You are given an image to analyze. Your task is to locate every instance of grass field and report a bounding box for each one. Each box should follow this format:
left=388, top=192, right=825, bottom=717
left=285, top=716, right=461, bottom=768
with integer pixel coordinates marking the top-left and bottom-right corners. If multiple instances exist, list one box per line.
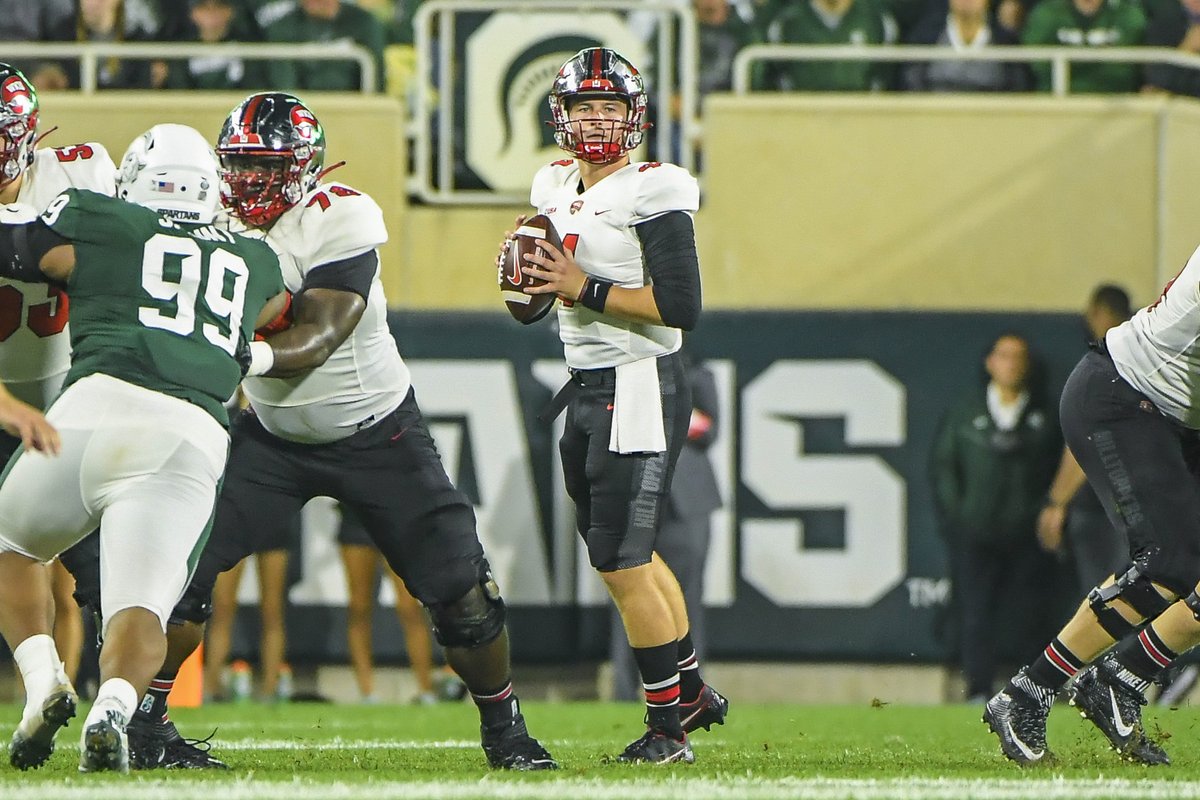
left=4, top=701, right=1200, bottom=799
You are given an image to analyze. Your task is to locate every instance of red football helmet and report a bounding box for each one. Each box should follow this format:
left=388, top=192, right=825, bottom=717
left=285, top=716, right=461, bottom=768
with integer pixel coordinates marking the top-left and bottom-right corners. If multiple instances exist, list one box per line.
left=0, top=63, right=38, bottom=190
left=549, top=48, right=647, bottom=164
left=216, top=92, right=326, bottom=228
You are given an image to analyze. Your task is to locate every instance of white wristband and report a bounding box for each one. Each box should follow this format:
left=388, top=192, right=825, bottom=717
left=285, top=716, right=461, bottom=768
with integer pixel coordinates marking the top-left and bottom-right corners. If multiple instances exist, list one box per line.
left=246, top=340, right=275, bottom=377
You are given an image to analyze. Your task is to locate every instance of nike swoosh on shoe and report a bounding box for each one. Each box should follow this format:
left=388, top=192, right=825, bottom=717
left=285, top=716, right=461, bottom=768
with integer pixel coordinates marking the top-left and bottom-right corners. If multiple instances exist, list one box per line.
left=1110, top=689, right=1135, bottom=738
left=1004, top=720, right=1045, bottom=761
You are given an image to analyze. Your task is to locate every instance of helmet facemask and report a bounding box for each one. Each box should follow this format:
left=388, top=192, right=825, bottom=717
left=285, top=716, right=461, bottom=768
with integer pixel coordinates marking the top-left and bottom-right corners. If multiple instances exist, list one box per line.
left=218, top=152, right=295, bottom=228
left=549, top=49, right=648, bottom=165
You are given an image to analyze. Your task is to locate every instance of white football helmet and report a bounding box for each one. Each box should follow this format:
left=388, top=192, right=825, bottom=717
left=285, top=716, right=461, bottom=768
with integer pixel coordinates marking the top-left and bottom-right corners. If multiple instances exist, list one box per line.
left=116, top=123, right=220, bottom=224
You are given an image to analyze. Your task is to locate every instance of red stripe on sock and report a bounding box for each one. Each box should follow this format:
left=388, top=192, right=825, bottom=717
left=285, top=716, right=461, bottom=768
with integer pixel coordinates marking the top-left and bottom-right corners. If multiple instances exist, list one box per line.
left=1045, top=643, right=1078, bottom=677
left=645, top=686, right=680, bottom=705
left=471, top=683, right=513, bottom=704
left=1139, top=630, right=1173, bottom=668
left=149, top=680, right=174, bottom=691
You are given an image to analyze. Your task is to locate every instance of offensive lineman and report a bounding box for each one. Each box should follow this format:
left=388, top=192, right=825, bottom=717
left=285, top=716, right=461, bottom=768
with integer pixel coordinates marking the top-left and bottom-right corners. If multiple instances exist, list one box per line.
left=984, top=248, right=1200, bottom=765
left=103, top=92, right=556, bottom=771
left=506, top=48, right=726, bottom=764
left=0, top=123, right=285, bottom=772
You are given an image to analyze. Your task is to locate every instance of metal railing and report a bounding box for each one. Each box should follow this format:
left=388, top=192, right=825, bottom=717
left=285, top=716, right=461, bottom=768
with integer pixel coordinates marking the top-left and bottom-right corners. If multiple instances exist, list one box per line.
left=733, top=44, right=1200, bottom=97
left=0, top=41, right=379, bottom=94
left=412, top=0, right=698, bottom=204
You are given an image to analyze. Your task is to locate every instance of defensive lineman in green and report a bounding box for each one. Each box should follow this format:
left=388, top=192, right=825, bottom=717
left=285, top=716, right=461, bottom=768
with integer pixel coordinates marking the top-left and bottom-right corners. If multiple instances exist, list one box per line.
left=0, top=123, right=284, bottom=774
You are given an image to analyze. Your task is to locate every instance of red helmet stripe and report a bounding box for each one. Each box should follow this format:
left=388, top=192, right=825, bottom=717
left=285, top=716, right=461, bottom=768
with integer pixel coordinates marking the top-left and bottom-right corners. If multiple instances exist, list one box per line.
left=590, top=48, right=603, bottom=80
left=240, top=93, right=266, bottom=140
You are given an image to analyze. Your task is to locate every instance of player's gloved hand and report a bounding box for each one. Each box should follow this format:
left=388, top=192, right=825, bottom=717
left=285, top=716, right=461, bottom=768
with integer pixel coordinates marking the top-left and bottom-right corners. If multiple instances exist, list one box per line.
left=235, top=333, right=254, bottom=377
left=255, top=290, right=294, bottom=340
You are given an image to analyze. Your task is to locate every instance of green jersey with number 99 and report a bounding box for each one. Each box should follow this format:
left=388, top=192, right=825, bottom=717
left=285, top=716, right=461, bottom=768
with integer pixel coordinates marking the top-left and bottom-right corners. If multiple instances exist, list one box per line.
left=42, top=188, right=284, bottom=426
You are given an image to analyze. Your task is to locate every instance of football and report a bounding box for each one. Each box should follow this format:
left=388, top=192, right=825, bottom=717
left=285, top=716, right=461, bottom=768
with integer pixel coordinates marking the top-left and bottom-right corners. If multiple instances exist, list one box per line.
left=500, top=214, right=560, bottom=325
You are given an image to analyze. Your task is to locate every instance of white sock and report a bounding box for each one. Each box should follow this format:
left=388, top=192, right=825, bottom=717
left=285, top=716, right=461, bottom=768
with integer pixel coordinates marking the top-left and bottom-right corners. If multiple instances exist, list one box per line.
left=12, top=634, right=68, bottom=717
left=86, top=679, right=138, bottom=730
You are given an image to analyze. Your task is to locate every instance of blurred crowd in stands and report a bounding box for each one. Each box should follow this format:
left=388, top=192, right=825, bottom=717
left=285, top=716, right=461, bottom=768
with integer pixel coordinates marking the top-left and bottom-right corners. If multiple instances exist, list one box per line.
left=5, top=0, right=1200, bottom=98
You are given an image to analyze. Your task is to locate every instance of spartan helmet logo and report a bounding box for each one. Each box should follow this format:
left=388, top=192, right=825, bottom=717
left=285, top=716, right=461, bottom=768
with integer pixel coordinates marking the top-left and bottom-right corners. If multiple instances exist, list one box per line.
left=570, top=200, right=584, bottom=215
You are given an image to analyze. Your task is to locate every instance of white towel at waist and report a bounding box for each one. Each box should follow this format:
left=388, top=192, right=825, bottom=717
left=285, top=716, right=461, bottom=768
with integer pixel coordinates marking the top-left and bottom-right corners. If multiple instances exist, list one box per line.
left=609, top=357, right=667, bottom=454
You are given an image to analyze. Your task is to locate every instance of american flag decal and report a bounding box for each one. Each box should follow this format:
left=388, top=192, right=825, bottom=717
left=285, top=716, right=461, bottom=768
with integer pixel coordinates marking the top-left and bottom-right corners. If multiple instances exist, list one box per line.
left=152, top=180, right=175, bottom=193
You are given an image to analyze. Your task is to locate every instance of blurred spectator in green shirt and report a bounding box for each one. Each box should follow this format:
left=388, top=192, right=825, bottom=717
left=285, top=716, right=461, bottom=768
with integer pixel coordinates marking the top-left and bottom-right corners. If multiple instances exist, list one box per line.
left=1022, top=0, right=1146, bottom=92
left=264, top=0, right=387, bottom=92
left=166, top=0, right=265, bottom=90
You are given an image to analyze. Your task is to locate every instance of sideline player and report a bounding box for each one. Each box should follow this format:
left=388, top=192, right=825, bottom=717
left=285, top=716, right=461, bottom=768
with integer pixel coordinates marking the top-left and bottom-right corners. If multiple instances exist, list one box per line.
left=102, top=92, right=556, bottom=771
left=0, top=123, right=285, bottom=772
left=985, top=255, right=1200, bottom=765
left=505, top=48, right=726, bottom=764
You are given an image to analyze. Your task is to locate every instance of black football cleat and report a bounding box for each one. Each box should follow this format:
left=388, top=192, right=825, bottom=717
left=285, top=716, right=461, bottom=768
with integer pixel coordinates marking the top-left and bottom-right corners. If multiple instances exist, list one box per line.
left=8, top=685, right=78, bottom=770
left=78, top=710, right=129, bottom=773
left=127, top=715, right=228, bottom=770
left=983, top=674, right=1051, bottom=765
left=480, top=713, right=558, bottom=771
left=680, top=685, right=728, bottom=734
left=1070, top=658, right=1170, bottom=766
left=616, top=727, right=695, bottom=764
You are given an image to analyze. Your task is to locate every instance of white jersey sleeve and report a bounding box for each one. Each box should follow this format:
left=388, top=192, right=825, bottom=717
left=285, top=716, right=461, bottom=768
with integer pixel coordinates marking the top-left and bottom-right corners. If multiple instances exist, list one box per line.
left=530, top=160, right=575, bottom=212
left=241, top=182, right=410, bottom=444
left=0, top=143, right=117, bottom=404
left=296, top=182, right=388, bottom=269
left=631, top=162, right=699, bottom=224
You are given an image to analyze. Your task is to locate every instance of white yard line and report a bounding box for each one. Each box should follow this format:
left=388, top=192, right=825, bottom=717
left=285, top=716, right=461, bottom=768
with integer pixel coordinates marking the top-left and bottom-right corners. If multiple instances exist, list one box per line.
left=6, top=776, right=1200, bottom=800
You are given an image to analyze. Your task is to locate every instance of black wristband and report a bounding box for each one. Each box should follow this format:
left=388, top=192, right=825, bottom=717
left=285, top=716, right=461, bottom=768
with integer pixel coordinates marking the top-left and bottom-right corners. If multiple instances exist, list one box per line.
left=578, top=276, right=613, bottom=312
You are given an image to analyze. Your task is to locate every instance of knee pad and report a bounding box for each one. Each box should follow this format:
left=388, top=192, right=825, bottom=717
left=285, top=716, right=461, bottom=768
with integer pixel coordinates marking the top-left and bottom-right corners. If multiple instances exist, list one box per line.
left=427, top=565, right=506, bottom=649
left=1184, top=591, right=1200, bottom=622
left=168, top=583, right=213, bottom=625
left=1088, top=563, right=1173, bottom=638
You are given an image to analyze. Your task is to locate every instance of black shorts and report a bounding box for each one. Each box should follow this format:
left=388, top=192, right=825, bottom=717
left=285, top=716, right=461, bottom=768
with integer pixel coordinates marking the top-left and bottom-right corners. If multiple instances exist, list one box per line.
left=1060, top=349, right=1200, bottom=594
left=559, top=352, right=690, bottom=572
left=186, top=388, right=485, bottom=607
left=337, top=504, right=372, bottom=547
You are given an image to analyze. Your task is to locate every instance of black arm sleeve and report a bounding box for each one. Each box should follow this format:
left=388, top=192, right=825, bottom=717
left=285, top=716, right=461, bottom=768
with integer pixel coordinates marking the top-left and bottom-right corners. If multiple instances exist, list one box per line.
left=635, top=211, right=701, bottom=331
left=0, top=219, right=68, bottom=284
left=300, top=249, right=378, bottom=301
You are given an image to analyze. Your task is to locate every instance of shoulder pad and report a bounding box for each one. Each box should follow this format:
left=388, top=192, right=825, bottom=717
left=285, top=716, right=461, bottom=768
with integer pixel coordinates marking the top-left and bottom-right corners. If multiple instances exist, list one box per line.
left=631, top=162, right=699, bottom=223
left=531, top=160, right=577, bottom=210
left=41, top=143, right=117, bottom=196
left=291, top=182, right=387, bottom=268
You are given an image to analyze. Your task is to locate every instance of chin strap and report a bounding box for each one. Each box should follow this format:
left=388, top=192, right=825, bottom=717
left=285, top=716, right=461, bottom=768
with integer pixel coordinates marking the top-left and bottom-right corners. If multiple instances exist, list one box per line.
left=315, top=160, right=346, bottom=182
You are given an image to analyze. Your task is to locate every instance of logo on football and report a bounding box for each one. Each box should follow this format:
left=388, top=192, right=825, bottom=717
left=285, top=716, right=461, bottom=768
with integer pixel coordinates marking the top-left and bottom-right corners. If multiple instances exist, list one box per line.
left=500, top=214, right=561, bottom=325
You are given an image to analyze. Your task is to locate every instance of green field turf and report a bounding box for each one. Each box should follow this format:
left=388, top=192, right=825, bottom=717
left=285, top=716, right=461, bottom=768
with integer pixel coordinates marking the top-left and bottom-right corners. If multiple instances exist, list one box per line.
left=3, top=701, right=1200, bottom=799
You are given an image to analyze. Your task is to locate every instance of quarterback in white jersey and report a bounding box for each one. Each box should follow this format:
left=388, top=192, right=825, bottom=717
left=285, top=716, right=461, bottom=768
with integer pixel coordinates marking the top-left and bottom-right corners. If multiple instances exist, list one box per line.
left=985, top=253, right=1200, bottom=766
left=531, top=158, right=698, bottom=369
left=509, top=48, right=724, bottom=766
left=123, top=93, right=557, bottom=773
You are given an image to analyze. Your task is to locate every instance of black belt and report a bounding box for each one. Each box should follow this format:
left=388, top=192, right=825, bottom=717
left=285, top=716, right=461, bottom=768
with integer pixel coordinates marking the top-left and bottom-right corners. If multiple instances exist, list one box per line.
left=537, top=367, right=616, bottom=422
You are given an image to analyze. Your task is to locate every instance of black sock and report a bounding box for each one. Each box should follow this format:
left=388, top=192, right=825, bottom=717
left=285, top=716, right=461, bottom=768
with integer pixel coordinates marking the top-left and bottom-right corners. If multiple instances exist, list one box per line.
left=135, top=676, right=174, bottom=724
left=676, top=631, right=703, bottom=704
left=1026, top=637, right=1084, bottom=692
left=634, top=642, right=682, bottom=738
left=1114, top=626, right=1178, bottom=684
left=471, top=681, right=519, bottom=730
